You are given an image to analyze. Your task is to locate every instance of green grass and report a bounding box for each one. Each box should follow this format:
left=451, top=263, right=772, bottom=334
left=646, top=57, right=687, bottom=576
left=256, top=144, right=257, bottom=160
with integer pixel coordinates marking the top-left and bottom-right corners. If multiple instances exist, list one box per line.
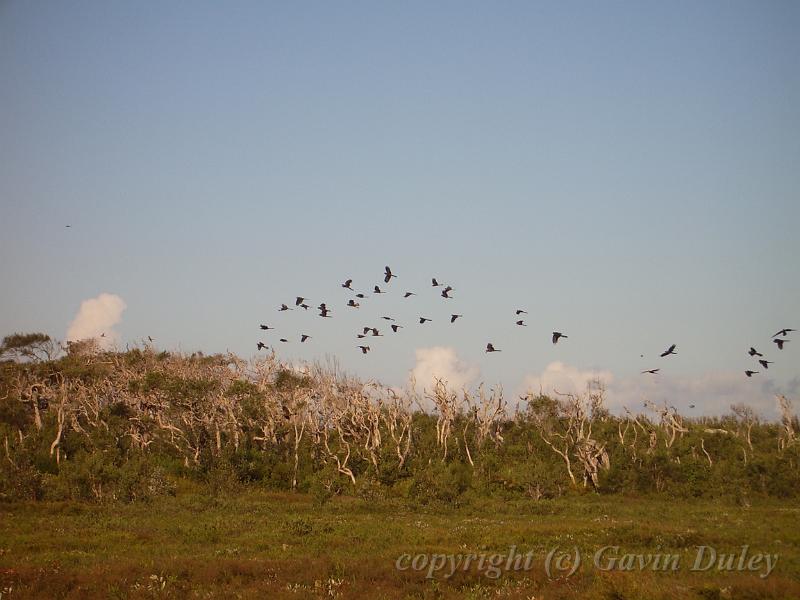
left=1, top=488, right=798, bottom=599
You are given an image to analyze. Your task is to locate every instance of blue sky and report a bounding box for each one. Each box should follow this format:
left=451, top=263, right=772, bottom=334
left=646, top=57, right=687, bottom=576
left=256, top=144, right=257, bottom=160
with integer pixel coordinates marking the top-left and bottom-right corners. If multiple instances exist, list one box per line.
left=2, top=2, right=798, bottom=415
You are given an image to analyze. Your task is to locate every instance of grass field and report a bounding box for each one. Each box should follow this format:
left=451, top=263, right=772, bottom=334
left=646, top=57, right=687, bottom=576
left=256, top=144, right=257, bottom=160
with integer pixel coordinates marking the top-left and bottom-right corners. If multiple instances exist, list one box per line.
left=1, top=488, right=798, bottom=599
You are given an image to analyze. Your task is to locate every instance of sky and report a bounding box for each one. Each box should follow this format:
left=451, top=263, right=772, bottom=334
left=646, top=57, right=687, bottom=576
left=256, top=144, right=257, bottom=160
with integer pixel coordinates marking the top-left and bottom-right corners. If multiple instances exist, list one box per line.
left=1, top=1, right=799, bottom=418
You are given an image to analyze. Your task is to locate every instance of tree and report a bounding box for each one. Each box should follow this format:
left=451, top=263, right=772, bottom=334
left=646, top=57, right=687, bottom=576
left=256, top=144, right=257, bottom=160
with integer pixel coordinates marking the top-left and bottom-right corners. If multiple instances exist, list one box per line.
left=0, top=332, right=59, bottom=362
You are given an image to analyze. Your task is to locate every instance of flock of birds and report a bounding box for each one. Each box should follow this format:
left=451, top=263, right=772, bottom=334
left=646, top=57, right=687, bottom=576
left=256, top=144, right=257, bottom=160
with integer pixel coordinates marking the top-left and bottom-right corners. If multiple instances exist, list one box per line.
left=256, top=265, right=794, bottom=380
left=743, top=328, right=795, bottom=378
left=257, top=266, right=575, bottom=358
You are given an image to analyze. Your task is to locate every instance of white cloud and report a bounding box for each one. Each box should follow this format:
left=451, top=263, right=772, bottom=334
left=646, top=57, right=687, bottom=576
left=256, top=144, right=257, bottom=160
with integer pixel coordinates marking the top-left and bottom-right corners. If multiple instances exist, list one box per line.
left=519, top=361, right=614, bottom=400
left=409, top=346, right=479, bottom=397
left=612, top=371, right=790, bottom=420
left=66, top=293, right=127, bottom=349
left=518, top=362, right=791, bottom=420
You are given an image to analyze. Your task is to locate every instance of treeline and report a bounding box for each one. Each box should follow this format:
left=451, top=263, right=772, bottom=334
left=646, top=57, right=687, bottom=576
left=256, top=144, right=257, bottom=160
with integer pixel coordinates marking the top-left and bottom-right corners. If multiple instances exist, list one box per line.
left=1, top=333, right=799, bottom=504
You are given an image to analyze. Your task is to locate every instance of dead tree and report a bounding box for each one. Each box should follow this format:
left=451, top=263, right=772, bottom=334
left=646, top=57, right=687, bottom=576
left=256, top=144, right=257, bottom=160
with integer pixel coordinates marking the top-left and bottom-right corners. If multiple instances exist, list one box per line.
left=777, top=395, right=796, bottom=451
left=730, top=403, right=758, bottom=463
left=381, top=387, right=413, bottom=470
left=527, top=385, right=610, bottom=489
left=426, top=378, right=461, bottom=461
left=644, top=400, right=688, bottom=448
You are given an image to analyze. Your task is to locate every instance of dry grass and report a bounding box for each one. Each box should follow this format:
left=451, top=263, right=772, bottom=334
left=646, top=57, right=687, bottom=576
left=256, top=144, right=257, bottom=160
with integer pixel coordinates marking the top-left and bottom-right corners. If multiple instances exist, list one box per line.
left=0, top=489, right=798, bottom=599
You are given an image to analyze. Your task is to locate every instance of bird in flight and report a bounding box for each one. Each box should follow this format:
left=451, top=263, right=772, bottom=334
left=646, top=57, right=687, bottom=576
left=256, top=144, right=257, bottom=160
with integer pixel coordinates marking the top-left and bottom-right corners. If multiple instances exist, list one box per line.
left=391, top=324, right=403, bottom=332
left=355, top=292, right=367, bottom=299
left=301, top=335, right=311, bottom=343
left=774, top=338, right=789, bottom=350
left=295, top=297, right=306, bottom=306
left=279, top=338, right=288, bottom=343
left=370, top=328, right=382, bottom=337
left=299, top=304, right=310, bottom=310
left=641, top=368, right=660, bottom=374
left=384, top=266, right=396, bottom=283
left=432, top=278, right=441, bottom=287
left=748, top=347, right=763, bottom=357
left=516, top=309, right=527, bottom=315
left=552, top=332, right=568, bottom=344
left=758, top=359, right=773, bottom=369
left=441, top=286, right=453, bottom=299
left=342, top=279, right=353, bottom=290
left=65, top=225, right=71, bottom=228
left=319, top=307, right=332, bottom=318
left=403, top=292, right=416, bottom=298
left=419, top=317, right=432, bottom=324
left=689, top=404, right=696, bottom=409
left=516, top=320, right=526, bottom=326
left=450, top=314, right=462, bottom=323
left=485, top=343, right=501, bottom=352
left=347, top=299, right=360, bottom=308
left=279, top=304, right=292, bottom=311
left=148, top=336, right=154, bottom=343
left=773, top=328, right=796, bottom=338
left=257, top=342, right=267, bottom=351
left=381, top=316, right=395, bottom=321
left=660, top=344, right=677, bottom=357
left=358, top=345, right=370, bottom=354
left=745, top=370, right=758, bottom=378
left=373, top=286, right=385, bottom=294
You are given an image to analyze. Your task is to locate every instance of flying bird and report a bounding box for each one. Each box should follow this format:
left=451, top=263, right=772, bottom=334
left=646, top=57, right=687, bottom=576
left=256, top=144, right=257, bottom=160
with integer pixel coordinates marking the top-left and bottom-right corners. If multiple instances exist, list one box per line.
left=381, top=316, right=395, bottom=321
left=485, top=343, right=501, bottom=352
left=419, top=317, right=432, bottom=324
left=279, top=338, right=288, bottom=343
left=773, top=328, right=796, bottom=338
left=371, top=328, right=382, bottom=337
left=441, top=286, right=453, bottom=299
left=347, top=299, right=360, bottom=308
left=641, top=368, right=660, bottom=375
left=342, top=279, right=353, bottom=290
left=404, top=292, right=416, bottom=298
left=301, top=335, right=311, bottom=343
left=318, top=303, right=328, bottom=311
left=319, top=307, right=332, bottom=318
left=362, top=327, right=372, bottom=335
left=774, top=338, right=789, bottom=350
left=432, top=278, right=440, bottom=287
left=450, top=314, right=462, bottom=323
left=758, top=360, right=773, bottom=369
left=384, top=266, right=396, bottom=283
left=259, top=324, right=274, bottom=331
left=257, top=342, right=267, bottom=351
left=355, top=293, right=367, bottom=299
left=516, top=320, right=526, bottom=326
left=748, top=347, right=763, bottom=357
left=374, top=285, right=385, bottom=294
left=552, top=332, right=568, bottom=344
left=148, top=336, right=154, bottom=343
left=745, top=370, right=758, bottom=377
left=279, top=304, right=292, bottom=311
left=391, top=324, right=403, bottom=332
left=660, top=344, right=677, bottom=357
left=516, top=309, right=527, bottom=315
left=295, top=297, right=306, bottom=306
left=299, top=304, right=310, bottom=310
left=358, top=345, right=370, bottom=354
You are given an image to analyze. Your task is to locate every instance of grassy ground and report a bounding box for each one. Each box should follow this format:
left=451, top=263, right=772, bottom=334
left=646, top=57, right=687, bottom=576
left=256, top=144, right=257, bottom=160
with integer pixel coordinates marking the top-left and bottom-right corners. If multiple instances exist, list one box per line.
left=0, top=487, right=798, bottom=599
